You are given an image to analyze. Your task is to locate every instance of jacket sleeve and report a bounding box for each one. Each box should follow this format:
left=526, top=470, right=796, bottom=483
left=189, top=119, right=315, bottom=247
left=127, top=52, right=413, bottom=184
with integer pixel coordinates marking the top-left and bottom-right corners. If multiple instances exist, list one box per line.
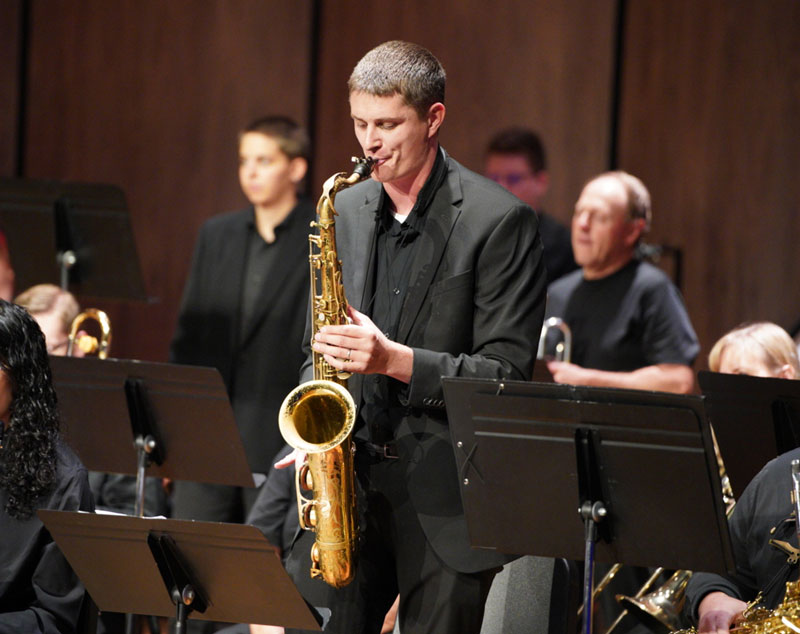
left=685, top=463, right=763, bottom=622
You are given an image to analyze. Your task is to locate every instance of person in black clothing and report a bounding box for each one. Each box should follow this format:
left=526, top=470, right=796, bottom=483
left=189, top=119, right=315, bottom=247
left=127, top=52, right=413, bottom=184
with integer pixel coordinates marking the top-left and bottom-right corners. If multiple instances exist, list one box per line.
left=686, top=322, right=800, bottom=633
left=170, top=116, right=314, bottom=524
left=278, top=41, right=546, bottom=634
left=485, top=126, right=577, bottom=283
left=0, top=299, right=94, bottom=633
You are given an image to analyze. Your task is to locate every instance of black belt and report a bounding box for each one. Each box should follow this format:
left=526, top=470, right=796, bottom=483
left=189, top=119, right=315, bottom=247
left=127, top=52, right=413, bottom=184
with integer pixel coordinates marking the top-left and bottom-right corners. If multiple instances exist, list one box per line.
left=359, top=440, right=400, bottom=460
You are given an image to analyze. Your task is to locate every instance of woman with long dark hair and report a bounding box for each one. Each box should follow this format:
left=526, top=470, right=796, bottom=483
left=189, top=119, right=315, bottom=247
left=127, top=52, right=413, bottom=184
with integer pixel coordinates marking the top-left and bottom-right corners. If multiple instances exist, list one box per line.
left=0, top=300, right=93, bottom=633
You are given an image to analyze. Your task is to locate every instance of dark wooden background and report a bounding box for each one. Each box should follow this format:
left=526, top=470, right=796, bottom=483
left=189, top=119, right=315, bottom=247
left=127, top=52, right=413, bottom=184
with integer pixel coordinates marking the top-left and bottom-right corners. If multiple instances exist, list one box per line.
left=1, top=0, right=798, bottom=373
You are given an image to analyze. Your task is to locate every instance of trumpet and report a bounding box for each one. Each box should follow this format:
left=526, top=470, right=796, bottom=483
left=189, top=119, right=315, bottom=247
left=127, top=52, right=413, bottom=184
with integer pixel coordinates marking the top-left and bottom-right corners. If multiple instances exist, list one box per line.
left=67, top=308, right=112, bottom=358
left=537, top=316, right=572, bottom=362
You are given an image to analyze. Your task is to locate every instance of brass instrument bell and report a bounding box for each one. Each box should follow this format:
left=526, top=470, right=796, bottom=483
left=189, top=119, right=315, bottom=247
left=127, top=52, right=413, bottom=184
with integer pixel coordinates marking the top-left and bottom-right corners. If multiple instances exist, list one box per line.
left=537, top=316, right=572, bottom=363
left=67, top=308, right=112, bottom=358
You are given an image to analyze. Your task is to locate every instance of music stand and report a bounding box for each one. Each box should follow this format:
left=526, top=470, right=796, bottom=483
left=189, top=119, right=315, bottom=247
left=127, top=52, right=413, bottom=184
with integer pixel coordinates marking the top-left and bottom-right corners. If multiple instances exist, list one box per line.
left=38, top=511, right=322, bottom=631
left=442, top=377, right=735, bottom=634
left=0, top=178, right=146, bottom=299
left=699, top=370, right=800, bottom=496
left=49, top=356, right=254, bottom=494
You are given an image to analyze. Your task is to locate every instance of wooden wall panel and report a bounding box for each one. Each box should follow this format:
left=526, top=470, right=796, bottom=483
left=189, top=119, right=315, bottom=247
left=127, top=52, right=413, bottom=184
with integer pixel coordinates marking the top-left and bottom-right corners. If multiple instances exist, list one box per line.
left=313, top=0, right=617, bottom=226
left=0, top=0, right=21, bottom=178
left=618, top=1, right=800, bottom=370
left=21, top=0, right=313, bottom=361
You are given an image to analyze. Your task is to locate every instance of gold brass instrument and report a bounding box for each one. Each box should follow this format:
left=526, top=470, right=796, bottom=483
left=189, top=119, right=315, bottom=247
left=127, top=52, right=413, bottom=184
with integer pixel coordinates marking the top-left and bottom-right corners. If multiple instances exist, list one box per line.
left=67, top=308, right=112, bottom=358
left=617, top=570, right=692, bottom=634
left=537, top=316, right=572, bottom=362
left=278, top=156, right=374, bottom=588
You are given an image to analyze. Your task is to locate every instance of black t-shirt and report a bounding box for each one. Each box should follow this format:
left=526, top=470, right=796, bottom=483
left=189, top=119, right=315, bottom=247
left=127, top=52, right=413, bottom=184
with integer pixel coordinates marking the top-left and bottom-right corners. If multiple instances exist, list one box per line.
left=545, top=259, right=699, bottom=371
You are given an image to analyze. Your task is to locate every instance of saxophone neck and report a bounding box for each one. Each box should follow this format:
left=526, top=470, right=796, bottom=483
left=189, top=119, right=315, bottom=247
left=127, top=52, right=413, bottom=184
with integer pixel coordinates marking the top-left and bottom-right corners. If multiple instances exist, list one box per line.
left=319, top=157, right=375, bottom=219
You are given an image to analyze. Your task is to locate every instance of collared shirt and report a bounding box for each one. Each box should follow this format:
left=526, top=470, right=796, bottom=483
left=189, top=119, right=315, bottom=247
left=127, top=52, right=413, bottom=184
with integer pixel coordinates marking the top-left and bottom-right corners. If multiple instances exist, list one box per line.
left=358, top=147, right=447, bottom=443
left=239, top=206, right=300, bottom=343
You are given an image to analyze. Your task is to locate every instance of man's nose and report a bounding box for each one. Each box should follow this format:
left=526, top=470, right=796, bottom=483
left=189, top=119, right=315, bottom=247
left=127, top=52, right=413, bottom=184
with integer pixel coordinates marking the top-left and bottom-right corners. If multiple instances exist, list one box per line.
left=364, top=125, right=382, bottom=150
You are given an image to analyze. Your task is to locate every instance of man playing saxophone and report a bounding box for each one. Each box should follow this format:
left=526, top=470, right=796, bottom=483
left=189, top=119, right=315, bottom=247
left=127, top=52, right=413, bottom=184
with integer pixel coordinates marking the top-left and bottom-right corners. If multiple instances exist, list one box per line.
left=277, top=40, right=547, bottom=634
left=685, top=322, right=800, bottom=633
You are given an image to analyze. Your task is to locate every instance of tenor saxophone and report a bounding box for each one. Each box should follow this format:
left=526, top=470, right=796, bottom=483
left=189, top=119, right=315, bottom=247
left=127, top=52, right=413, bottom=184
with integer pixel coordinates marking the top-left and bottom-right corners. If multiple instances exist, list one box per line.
left=278, top=156, right=374, bottom=588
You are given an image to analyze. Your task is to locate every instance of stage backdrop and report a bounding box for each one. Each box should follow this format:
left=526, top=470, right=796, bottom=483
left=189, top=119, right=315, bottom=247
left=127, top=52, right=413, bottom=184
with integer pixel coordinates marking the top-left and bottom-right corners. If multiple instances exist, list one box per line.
left=2, top=0, right=799, bottom=373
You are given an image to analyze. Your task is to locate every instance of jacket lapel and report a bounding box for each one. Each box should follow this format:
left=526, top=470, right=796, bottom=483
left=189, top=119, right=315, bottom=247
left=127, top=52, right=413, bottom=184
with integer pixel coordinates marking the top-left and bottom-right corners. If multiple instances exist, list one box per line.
left=348, top=188, right=380, bottom=312
left=342, top=185, right=380, bottom=407
left=396, top=160, right=462, bottom=344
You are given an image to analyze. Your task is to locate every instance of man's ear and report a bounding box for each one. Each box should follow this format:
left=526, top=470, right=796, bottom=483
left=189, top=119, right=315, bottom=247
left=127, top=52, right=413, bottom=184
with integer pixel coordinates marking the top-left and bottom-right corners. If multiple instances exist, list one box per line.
left=624, top=218, right=646, bottom=247
left=289, top=157, right=308, bottom=185
left=778, top=364, right=796, bottom=380
left=426, top=103, right=446, bottom=138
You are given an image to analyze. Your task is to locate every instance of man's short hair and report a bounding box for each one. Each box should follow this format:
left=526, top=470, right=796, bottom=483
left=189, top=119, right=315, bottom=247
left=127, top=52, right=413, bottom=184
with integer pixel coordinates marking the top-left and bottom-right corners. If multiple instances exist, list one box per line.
left=240, top=115, right=310, bottom=161
left=15, top=284, right=80, bottom=336
left=348, top=40, right=446, bottom=119
left=486, top=127, right=547, bottom=173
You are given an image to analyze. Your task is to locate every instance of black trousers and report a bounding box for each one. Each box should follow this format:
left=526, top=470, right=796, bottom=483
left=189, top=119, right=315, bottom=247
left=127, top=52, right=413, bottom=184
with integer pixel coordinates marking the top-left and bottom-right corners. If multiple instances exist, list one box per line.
left=286, top=451, right=497, bottom=634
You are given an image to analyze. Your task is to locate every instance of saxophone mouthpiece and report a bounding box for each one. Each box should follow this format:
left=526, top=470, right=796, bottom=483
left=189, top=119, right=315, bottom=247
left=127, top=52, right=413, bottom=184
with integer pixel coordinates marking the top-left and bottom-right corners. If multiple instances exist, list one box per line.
left=351, top=156, right=375, bottom=179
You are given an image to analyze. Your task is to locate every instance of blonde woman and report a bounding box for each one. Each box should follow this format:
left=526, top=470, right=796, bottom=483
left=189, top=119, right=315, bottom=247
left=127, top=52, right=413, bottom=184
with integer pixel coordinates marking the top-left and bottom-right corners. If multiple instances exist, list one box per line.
left=707, top=321, right=799, bottom=379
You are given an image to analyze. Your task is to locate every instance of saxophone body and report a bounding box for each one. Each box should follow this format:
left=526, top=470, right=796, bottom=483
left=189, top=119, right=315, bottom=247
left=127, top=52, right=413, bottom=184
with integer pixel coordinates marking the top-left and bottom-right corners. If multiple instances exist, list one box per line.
left=278, top=157, right=373, bottom=588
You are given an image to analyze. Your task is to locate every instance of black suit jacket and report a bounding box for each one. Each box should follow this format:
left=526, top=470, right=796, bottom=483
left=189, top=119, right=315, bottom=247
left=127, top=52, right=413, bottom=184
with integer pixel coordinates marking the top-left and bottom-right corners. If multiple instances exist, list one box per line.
left=300, top=152, right=547, bottom=573
left=171, top=200, right=314, bottom=473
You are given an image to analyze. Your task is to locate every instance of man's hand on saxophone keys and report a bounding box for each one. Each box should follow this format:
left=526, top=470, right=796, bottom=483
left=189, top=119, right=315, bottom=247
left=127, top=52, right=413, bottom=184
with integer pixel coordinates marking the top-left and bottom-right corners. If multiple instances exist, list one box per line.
left=312, top=306, right=413, bottom=383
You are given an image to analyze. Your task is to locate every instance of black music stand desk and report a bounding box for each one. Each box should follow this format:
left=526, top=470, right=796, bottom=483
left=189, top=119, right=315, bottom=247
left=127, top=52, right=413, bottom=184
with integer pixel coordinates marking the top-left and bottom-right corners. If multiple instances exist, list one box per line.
left=0, top=178, right=146, bottom=299
left=50, top=356, right=254, bottom=488
left=442, top=377, right=735, bottom=572
left=699, top=370, right=800, bottom=496
left=38, top=511, right=321, bottom=630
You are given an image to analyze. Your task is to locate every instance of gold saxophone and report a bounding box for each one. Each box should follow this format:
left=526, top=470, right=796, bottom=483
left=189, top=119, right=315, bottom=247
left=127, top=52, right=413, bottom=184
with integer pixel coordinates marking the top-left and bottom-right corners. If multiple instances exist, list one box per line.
left=278, top=156, right=374, bottom=588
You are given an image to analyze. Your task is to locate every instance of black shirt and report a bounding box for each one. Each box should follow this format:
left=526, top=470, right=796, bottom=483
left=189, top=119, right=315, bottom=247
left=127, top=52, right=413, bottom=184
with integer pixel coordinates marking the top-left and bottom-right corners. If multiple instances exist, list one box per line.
left=546, top=259, right=699, bottom=371
left=0, top=439, right=94, bottom=633
left=687, top=447, right=800, bottom=618
left=358, top=148, right=447, bottom=442
left=239, top=214, right=288, bottom=341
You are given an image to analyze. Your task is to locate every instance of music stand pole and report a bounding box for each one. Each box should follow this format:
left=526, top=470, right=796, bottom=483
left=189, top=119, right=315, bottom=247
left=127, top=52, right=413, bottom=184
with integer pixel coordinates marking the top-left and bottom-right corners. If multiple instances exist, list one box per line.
left=576, top=428, right=611, bottom=634
left=580, top=500, right=607, bottom=634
